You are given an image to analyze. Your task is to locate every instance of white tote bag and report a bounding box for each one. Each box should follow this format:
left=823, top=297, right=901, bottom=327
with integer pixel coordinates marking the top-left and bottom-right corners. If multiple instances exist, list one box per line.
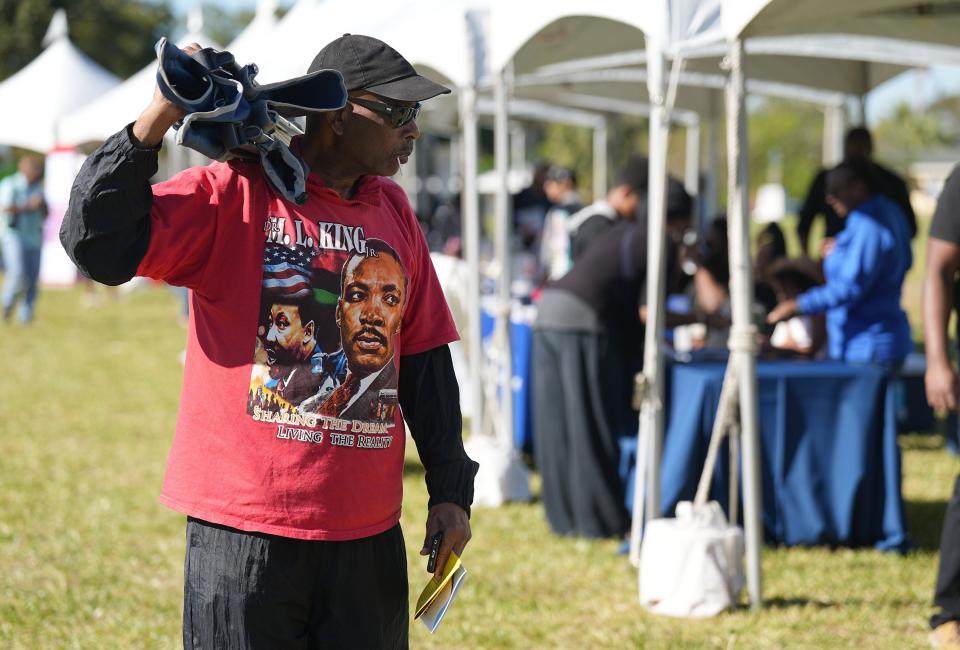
left=638, top=500, right=744, bottom=618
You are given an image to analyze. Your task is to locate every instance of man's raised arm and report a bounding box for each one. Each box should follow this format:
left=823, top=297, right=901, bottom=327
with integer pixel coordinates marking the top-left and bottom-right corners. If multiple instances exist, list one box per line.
left=60, top=47, right=195, bottom=285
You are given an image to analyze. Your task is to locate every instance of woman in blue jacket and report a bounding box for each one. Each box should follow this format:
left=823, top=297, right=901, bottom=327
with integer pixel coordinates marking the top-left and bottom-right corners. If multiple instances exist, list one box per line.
left=768, top=159, right=913, bottom=364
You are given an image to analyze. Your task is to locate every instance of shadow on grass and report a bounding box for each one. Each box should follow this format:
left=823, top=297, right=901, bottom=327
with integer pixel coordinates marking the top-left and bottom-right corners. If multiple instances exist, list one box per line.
left=762, top=596, right=837, bottom=610
left=905, top=498, right=948, bottom=551
left=761, top=596, right=926, bottom=609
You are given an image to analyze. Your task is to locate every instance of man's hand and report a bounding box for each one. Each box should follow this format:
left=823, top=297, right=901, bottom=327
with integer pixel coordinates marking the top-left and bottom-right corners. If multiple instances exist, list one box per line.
left=926, top=361, right=960, bottom=412
left=131, top=43, right=202, bottom=147
left=420, top=503, right=471, bottom=579
left=767, top=298, right=799, bottom=325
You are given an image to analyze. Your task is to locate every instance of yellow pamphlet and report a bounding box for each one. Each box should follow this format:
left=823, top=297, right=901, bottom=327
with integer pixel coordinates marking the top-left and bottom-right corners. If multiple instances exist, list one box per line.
left=414, top=551, right=467, bottom=633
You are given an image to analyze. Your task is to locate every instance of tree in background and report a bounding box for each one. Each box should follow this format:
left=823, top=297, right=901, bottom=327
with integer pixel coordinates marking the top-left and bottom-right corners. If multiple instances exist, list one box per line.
left=0, top=0, right=174, bottom=81
left=746, top=97, right=823, bottom=201
left=874, top=101, right=954, bottom=178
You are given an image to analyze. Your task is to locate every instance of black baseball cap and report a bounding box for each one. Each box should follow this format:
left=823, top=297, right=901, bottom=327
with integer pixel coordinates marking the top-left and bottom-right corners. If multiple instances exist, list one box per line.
left=308, top=34, right=451, bottom=102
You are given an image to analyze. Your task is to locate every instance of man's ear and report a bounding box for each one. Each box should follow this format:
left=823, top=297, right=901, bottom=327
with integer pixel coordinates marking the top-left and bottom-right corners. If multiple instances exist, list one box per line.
left=304, top=319, right=315, bottom=342
left=335, top=300, right=343, bottom=327
left=327, top=106, right=351, bottom=136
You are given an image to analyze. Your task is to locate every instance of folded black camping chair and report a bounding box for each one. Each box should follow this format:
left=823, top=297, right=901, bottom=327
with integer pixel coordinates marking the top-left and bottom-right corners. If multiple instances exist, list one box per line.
left=155, top=37, right=347, bottom=204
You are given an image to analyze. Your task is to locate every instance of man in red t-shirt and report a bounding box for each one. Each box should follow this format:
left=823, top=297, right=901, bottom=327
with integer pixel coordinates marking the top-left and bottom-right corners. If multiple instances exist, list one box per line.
left=62, top=34, right=477, bottom=649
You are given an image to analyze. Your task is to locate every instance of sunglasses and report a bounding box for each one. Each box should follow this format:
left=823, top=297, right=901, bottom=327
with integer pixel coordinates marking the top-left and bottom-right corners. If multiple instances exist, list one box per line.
left=349, top=96, right=421, bottom=128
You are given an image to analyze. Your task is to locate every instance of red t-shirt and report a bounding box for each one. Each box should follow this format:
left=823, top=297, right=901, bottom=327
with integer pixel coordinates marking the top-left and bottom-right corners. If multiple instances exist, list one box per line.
left=140, top=160, right=458, bottom=540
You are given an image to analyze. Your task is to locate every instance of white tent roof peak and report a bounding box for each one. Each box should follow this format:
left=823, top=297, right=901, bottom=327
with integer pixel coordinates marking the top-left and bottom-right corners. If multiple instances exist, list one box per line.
left=226, top=0, right=280, bottom=62
left=0, top=35, right=119, bottom=151
left=42, top=9, right=69, bottom=47
left=58, top=27, right=220, bottom=146
left=255, top=0, right=279, bottom=19
left=187, top=6, right=204, bottom=35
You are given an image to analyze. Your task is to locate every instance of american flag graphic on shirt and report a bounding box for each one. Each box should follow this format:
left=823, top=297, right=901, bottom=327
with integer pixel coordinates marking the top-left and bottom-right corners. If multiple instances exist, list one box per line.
left=262, top=244, right=315, bottom=301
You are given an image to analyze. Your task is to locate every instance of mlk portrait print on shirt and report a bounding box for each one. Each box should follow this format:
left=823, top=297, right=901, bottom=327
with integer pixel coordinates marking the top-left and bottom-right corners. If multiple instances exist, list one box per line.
left=247, top=215, right=407, bottom=432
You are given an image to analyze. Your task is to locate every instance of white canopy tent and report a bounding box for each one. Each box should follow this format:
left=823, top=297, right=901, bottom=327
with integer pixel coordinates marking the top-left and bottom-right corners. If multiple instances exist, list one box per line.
left=636, top=0, right=960, bottom=609
left=479, top=0, right=960, bottom=612
left=223, top=0, right=279, bottom=64
left=725, top=0, right=960, bottom=46
left=58, top=9, right=219, bottom=147
left=238, top=0, right=328, bottom=82
left=0, top=10, right=119, bottom=152
left=507, top=49, right=908, bottom=580
left=250, top=0, right=429, bottom=83
left=474, top=1, right=658, bottom=503
left=481, top=3, right=906, bottom=550
left=0, top=10, right=120, bottom=288
left=408, top=0, right=876, bottom=519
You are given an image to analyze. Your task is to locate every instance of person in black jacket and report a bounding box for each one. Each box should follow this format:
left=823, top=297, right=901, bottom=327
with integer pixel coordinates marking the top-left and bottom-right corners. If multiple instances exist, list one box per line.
left=797, top=127, right=916, bottom=257
left=532, top=176, right=692, bottom=539
left=567, top=154, right=647, bottom=261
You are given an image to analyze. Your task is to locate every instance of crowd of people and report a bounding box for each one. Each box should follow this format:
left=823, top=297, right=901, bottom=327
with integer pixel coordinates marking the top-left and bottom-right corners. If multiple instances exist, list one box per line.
left=504, top=126, right=960, bottom=646
left=515, top=128, right=919, bottom=541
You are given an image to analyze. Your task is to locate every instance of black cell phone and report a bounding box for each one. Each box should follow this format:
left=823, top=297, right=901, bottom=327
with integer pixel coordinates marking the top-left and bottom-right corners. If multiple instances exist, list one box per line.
left=427, top=532, right=443, bottom=573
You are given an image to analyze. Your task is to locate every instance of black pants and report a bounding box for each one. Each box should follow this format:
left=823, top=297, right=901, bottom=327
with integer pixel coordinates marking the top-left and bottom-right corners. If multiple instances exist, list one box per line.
left=933, top=475, right=960, bottom=629
left=532, top=328, right=632, bottom=538
left=183, top=518, right=409, bottom=649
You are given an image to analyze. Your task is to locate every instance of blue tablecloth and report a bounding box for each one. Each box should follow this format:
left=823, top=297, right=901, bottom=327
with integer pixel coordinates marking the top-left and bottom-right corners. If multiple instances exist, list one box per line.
left=486, top=309, right=916, bottom=550
left=653, top=361, right=908, bottom=551
left=480, top=309, right=534, bottom=453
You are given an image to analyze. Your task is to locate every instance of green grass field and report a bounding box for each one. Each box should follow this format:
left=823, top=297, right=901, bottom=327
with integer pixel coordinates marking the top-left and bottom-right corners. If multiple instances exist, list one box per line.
left=1, top=284, right=958, bottom=649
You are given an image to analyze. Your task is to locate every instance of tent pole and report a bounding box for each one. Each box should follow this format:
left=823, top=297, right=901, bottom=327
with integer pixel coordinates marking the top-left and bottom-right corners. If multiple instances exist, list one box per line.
left=703, top=96, right=720, bottom=230
left=510, top=120, right=525, bottom=172
left=725, top=38, right=763, bottom=611
left=629, top=31, right=670, bottom=567
left=593, top=121, right=608, bottom=201
left=684, top=117, right=701, bottom=226
left=822, top=103, right=845, bottom=167
left=494, top=64, right=514, bottom=450
left=460, top=85, right=484, bottom=439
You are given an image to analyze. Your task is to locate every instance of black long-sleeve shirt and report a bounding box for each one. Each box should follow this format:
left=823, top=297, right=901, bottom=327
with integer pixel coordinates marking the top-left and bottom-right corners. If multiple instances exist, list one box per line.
left=61, top=124, right=478, bottom=516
